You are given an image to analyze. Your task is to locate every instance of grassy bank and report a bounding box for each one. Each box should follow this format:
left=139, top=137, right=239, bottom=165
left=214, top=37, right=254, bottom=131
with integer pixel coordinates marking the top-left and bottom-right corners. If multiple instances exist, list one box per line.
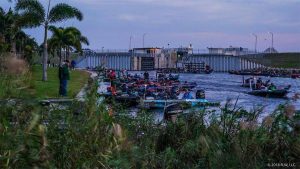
left=250, top=53, right=300, bottom=69
left=0, top=65, right=90, bottom=99
left=30, top=66, right=90, bottom=98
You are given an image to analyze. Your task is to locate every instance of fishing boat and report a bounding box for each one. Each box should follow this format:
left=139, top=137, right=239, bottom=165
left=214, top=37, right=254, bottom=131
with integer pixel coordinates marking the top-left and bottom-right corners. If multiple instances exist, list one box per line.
left=248, top=80, right=291, bottom=98
left=248, top=89, right=289, bottom=98
left=164, top=104, right=183, bottom=115
left=114, top=94, right=140, bottom=106
left=97, top=81, right=111, bottom=95
left=168, top=74, right=180, bottom=81
left=230, top=71, right=270, bottom=76
left=141, top=98, right=209, bottom=109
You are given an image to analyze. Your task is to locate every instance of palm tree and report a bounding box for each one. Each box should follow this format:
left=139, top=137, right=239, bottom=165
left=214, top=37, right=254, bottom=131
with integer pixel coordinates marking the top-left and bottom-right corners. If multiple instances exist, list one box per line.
left=63, top=27, right=89, bottom=60
left=0, top=7, right=5, bottom=42
left=22, top=36, right=38, bottom=64
left=15, top=0, right=83, bottom=81
left=0, top=8, right=33, bottom=56
left=48, top=26, right=73, bottom=64
left=5, top=9, right=20, bottom=56
left=0, top=7, right=4, bottom=19
left=48, top=26, right=89, bottom=65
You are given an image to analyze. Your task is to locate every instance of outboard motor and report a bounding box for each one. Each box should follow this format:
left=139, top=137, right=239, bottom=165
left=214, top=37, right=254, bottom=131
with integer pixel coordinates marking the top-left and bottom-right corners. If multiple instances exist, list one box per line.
left=196, top=90, right=205, bottom=99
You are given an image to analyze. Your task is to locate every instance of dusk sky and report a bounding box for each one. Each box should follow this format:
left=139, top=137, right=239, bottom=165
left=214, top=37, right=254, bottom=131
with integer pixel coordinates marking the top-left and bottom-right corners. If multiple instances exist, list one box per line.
left=1, top=0, right=300, bottom=52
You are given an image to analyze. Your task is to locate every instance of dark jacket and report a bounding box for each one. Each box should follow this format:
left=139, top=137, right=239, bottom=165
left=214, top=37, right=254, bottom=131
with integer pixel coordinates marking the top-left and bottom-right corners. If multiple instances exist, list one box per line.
left=59, top=64, right=70, bottom=80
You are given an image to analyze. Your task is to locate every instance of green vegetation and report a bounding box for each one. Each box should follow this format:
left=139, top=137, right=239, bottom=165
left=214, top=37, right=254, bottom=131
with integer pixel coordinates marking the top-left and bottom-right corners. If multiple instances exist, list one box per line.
left=15, top=0, right=84, bottom=81
left=48, top=26, right=89, bottom=63
left=0, top=7, right=39, bottom=61
left=1, top=0, right=89, bottom=98
left=0, top=79, right=299, bottom=168
left=30, top=66, right=90, bottom=98
left=250, top=53, right=300, bottom=69
left=1, top=0, right=85, bottom=81
left=0, top=65, right=90, bottom=99
left=0, top=55, right=32, bottom=98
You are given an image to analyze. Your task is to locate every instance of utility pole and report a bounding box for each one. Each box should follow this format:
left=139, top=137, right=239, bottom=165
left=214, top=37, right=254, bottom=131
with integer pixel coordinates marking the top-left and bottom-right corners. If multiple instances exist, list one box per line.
left=143, top=33, right=147, bottom=48
left=129, top=35, right=133, bottom=50
left=268, top=32, right=274, bottom=53
left=252, top=33, right=257, bottom=53
left=167, top=43, right=170, bottom=68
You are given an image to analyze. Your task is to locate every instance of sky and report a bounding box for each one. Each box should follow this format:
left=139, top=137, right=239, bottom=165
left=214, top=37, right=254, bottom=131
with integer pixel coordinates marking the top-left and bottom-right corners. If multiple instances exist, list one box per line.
left=1, top=0, right=300, bottom=52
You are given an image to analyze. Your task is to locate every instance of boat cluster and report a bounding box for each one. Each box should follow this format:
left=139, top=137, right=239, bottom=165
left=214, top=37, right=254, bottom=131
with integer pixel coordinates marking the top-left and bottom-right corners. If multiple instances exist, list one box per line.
left=230, top=68, right=300, bottom=78
left=97, top=70, right=217, bottom=118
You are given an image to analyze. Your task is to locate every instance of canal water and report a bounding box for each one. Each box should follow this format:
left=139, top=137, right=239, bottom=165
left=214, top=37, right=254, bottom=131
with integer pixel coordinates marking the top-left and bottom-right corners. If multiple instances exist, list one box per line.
left=182, top=73, right=299, bottom=110
left=129, top=71, right=300, bottom=120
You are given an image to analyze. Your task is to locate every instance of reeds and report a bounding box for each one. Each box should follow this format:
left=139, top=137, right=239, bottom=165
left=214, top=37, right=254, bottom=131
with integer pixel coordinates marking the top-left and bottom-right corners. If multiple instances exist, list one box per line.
left=0, top=55, right=31, bottom=98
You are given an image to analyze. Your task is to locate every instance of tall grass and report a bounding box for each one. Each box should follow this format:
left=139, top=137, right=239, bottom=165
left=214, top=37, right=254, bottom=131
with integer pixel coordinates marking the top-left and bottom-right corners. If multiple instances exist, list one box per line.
left=0, top=56, right=32, bottom=98
left=0, top=80, right=299, bottom=168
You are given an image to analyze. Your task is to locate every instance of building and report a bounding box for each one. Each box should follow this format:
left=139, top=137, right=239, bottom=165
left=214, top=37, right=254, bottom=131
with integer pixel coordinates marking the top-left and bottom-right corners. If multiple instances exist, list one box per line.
left=130, top=47, right=193, bottom=70
left=207, top=48, right=225, bottom=55
left=130, top=47, right=162, bottom=56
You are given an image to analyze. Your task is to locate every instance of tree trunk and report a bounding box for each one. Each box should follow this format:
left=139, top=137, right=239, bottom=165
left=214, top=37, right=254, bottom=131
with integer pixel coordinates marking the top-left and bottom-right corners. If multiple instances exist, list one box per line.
left=11, top=40, right=17, bottom=57
left=64, top=47, right=67, bottom=61
left=66, top=46, right=69, bottom=61
left=42, top=24, right=48, bottom=81
left=59, top=47, right=62, bottom=66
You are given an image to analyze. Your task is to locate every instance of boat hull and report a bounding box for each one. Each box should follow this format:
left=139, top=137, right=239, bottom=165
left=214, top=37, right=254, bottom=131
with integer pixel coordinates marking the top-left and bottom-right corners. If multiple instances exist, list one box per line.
left=141, top=99, right=209, bottom=109
left=248, top=90, right=288, bottom=98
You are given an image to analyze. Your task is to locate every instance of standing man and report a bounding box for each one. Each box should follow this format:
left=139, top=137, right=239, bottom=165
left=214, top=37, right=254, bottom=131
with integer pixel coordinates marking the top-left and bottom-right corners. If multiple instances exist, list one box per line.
left=71, top=60, right=76, bottom=70
left=144, top=71, right=149, bottom=80
left=59, top=60, right=70, bottom=96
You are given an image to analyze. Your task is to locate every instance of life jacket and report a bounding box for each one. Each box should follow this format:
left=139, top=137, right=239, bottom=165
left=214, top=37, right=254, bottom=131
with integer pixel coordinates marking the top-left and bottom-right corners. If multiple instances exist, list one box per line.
left=110, top=86, right=116, bottom=95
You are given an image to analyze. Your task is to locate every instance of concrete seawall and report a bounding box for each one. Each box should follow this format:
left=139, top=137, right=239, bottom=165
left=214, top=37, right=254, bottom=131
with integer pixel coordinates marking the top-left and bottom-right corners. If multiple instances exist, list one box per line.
left=76, top=52, right=265, bottom=72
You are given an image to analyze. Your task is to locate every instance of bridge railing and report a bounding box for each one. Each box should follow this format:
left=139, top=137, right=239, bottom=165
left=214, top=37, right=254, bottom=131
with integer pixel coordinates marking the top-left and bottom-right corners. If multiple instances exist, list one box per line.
left=93, top=49, right=130, bottom=53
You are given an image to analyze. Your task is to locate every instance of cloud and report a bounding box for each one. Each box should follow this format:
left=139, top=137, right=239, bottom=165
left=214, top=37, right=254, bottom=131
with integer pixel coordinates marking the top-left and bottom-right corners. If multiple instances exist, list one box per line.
left=118, top=14, right=146, bottom=22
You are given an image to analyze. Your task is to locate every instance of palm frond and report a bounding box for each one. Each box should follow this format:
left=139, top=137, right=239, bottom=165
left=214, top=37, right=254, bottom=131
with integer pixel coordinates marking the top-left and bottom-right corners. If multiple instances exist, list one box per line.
left=73, top=41, right=83, bottom=52
left=48, top=3, right=83, bottom=23
left=15, top=0, right=45, bottom=20
left=0, top=7, right=4, bottom=15
left=49, top=26, right=66, bottom=39
left=80, top=36, right=89, bottom=46
left=63, top=27, right=89, bottom=46
left=64, top=26, right=81, bottom=35
left=48, top=25, right=60, bottom=34
left=15, top=30, right=27, bottom=39
left=17, top=11, right=44, bottom=28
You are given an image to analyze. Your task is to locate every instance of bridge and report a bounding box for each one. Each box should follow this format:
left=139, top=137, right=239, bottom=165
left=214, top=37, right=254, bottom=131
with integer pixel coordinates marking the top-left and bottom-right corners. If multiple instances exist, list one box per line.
left=76, top=51, right=265, bottom=72
left=185, top=54, right=265, bottom=72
